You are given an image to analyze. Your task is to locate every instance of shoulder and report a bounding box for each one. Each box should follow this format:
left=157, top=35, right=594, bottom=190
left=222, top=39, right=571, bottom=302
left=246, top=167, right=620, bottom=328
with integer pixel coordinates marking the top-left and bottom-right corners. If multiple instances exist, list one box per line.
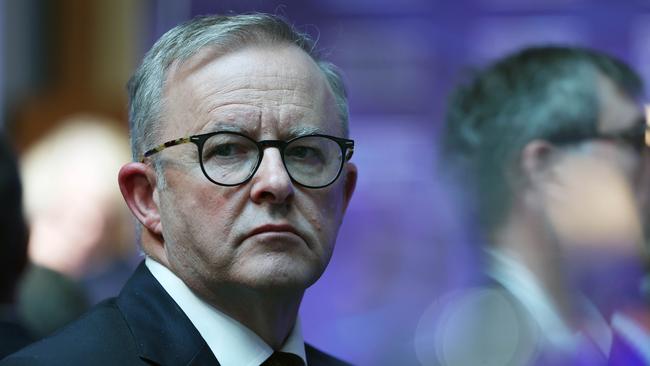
left=0, top=299, right=142, bottom=366
left=305, top=344, right=353, bottom=366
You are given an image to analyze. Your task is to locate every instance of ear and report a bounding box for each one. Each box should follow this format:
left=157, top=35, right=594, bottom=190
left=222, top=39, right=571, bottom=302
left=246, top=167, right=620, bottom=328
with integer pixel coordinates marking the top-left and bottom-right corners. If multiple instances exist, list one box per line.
left=341, top=162, right=357, bottom=212
left=519, top=139, right=556, bottom=187
left=118, top=162, right=163, bottom=236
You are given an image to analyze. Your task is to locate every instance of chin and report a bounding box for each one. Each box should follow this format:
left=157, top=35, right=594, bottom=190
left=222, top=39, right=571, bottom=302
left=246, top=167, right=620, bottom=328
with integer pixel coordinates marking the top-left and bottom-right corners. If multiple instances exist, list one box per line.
left=237, top=257, right=325, bottom=292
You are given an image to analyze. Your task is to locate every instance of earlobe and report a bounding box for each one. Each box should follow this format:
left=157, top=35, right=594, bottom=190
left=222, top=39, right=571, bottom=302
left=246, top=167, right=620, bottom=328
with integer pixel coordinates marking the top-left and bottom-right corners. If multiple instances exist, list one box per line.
left=341, top=162, right=357, bottom=211
left=118, top=162, right=163, bottom=235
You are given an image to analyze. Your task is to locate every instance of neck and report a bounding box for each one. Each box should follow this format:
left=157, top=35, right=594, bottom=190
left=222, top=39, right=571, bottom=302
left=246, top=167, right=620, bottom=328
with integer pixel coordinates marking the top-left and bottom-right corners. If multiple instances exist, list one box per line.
left=196, top=282, right=304, bottom=349
left=145, top=253, right=305, bottom=350
left=492, top=201, right=577, bottom=328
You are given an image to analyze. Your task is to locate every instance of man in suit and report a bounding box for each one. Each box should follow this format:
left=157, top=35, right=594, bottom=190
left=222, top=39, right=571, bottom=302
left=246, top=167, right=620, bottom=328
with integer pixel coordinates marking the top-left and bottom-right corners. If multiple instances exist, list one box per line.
left=2, top=13, right=356, bottom=365
left=435, top=46, right=650, bottom=365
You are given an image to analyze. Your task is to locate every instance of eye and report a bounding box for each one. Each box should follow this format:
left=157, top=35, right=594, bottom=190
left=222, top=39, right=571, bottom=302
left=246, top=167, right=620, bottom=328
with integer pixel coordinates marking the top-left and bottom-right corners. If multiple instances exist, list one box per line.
left=287, top=146, right=316, bottom=158
left=214, top=143, right=239, bottom=157
left=285, top=145, right=325, bottom=164
left=205, top=141, right=253, bottom=160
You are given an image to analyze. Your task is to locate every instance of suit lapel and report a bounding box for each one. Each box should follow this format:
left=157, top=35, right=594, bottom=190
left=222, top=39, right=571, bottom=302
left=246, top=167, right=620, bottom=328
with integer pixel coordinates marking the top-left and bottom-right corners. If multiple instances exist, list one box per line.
left=116, top=262, right=220, bottom=366
left=305, top=343, right=352, bottom=366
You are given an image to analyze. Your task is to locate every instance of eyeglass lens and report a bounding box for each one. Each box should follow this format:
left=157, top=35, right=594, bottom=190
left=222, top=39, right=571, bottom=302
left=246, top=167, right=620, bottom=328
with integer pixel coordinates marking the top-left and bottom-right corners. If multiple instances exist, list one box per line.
left=200, top=133, right=344, bottom=187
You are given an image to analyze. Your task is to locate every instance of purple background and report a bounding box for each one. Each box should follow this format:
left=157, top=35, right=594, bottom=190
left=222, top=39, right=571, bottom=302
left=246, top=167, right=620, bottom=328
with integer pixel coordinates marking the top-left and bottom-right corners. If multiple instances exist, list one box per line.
left=5, top=0, right=650, bottom=364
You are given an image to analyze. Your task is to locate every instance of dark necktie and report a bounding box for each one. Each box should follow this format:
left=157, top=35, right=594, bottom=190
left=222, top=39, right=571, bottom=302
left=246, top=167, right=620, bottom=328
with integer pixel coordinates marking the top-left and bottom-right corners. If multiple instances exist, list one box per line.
left=261, top=351, right=305, bottom=366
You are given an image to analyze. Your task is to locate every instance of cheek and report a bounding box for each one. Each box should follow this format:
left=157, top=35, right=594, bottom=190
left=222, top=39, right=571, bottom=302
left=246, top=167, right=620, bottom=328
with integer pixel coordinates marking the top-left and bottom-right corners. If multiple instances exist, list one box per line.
left=161, top=189, right=243, bottom=288
left=544, top=157, right=643, bottom=247
left=299, top=186, right=346, bottom=247
left=594, top=144, right=639, bottom=180
left=160, top=173, right=246, bottom=260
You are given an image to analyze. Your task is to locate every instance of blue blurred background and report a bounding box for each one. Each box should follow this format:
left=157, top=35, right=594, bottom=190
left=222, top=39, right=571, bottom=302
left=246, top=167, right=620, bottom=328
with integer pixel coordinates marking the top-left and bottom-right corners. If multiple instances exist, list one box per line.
left=3, top=0, right=650, bottom=364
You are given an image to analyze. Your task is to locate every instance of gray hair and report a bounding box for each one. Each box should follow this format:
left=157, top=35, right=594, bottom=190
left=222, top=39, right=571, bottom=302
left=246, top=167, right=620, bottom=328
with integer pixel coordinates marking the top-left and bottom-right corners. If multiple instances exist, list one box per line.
left=127, top=13, right=349, bottom=162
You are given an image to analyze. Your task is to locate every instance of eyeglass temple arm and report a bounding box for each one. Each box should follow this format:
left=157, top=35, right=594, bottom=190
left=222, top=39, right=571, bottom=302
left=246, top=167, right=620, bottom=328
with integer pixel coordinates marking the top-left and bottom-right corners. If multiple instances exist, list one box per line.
left=140, top=137, right=192, bottom=162
left=345, top=142, right=354, bottom=161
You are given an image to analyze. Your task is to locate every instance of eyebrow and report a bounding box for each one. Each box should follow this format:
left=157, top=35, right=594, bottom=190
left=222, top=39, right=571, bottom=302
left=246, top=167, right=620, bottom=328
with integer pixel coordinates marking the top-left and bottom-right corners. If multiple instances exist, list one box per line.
left=286, top=125, right=325, bottom=138
left=600, top=116, right=646, bottom=137
left=202, top=122, right=246, bottom=134
left=204, top=123, right=327, bottom=137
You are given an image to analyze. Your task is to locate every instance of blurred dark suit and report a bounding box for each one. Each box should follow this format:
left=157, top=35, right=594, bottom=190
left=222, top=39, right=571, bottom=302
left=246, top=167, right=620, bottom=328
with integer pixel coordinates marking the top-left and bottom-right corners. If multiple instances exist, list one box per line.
left=0, top=134, right=32, bottom=358
left=0, top=322, right=31, bottom=359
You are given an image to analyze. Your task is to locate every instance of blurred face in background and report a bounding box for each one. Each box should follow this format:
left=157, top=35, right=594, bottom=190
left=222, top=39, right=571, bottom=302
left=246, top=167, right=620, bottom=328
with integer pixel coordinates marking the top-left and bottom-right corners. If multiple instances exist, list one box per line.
left=538, top=73, right=647, bottom=308
left=23, top=119, right=135, bottom=279
left=542, top=74, right=645, bottom=249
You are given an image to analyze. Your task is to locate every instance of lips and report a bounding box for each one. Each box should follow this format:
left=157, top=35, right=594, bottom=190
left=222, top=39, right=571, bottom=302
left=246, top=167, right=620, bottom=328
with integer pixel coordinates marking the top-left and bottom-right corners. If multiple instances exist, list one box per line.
left=247, top=224, right=301, bottom=239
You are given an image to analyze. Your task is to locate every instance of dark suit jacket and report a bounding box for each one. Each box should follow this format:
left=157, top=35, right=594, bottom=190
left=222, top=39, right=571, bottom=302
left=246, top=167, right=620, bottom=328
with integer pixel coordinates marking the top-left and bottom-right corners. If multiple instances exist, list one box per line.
left=1, top=262, right=351, bottom=366
left=0, top=321, right=32, bottom=359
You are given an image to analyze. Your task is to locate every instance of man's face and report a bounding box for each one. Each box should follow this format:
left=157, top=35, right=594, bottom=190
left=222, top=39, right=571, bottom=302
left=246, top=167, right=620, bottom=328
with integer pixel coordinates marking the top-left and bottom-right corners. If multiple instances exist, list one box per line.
left=542, top=74, right=647, bottom=251
left=153, top=44, right=356, bottom=297
left=537, top=74, right=649, bottom=307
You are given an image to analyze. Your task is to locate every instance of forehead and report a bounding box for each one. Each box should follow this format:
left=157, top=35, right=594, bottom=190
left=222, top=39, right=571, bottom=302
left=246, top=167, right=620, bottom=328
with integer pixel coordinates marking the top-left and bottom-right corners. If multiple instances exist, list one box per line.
left=160, top=43, right=341, bottom=139
left=596, top=74, right=642, bottom=133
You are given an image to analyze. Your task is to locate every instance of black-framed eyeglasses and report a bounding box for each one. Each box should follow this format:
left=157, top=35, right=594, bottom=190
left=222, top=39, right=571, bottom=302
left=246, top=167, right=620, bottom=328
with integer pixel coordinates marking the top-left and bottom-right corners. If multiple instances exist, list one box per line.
left=546, top=119, right=650, bottom=153
left=141, top=131, right=354, bottom=188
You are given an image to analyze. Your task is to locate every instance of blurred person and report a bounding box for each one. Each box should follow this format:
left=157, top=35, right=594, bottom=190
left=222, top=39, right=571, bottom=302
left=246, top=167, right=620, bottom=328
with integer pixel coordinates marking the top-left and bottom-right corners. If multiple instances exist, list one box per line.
left=0, top=133, right=32, bottom=358
left=432, top=46, right=650, bottom=365
left=2, top=13, right=356, bottom=366
left=16, top=116, right=136, bottom=338
left=604, top=105, right=650, bottom=364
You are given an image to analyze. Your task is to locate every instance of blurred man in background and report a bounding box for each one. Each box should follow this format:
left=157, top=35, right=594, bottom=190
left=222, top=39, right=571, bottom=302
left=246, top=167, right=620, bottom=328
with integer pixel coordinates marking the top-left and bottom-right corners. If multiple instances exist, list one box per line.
left=0, top=134, right=32, bottom=358
left=17, top=116, right=136, bottom=338
left=437, top=46, right=650, bottom=365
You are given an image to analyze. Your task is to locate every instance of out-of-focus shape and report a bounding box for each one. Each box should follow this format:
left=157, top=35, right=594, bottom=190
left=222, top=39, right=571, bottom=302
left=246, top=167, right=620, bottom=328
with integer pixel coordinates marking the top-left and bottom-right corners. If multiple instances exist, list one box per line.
left=433, top=45, right=650, bottom=365
left=0, top=133, right=32, bottom=357
left=17, top=115, right=136, bottom=338
left=645, top=104, right=650, bottom=147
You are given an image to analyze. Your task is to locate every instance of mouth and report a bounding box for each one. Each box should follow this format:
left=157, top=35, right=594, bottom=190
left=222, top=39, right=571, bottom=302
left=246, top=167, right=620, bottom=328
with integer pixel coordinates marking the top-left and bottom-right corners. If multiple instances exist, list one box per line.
left=247, top=224, right=302, bottom=240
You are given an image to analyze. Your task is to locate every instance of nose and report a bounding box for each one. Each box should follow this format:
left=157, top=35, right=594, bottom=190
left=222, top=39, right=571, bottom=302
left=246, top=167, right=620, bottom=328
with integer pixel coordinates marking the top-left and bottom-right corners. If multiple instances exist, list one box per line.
left=250, top=148, right=294, bottom=204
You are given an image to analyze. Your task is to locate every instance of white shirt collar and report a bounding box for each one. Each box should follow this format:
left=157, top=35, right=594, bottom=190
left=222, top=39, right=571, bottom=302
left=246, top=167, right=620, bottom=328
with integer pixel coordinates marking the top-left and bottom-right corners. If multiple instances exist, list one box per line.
left=486, top=248, right=612, bottom=355
left=145, top=257, right=307, bottom=366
